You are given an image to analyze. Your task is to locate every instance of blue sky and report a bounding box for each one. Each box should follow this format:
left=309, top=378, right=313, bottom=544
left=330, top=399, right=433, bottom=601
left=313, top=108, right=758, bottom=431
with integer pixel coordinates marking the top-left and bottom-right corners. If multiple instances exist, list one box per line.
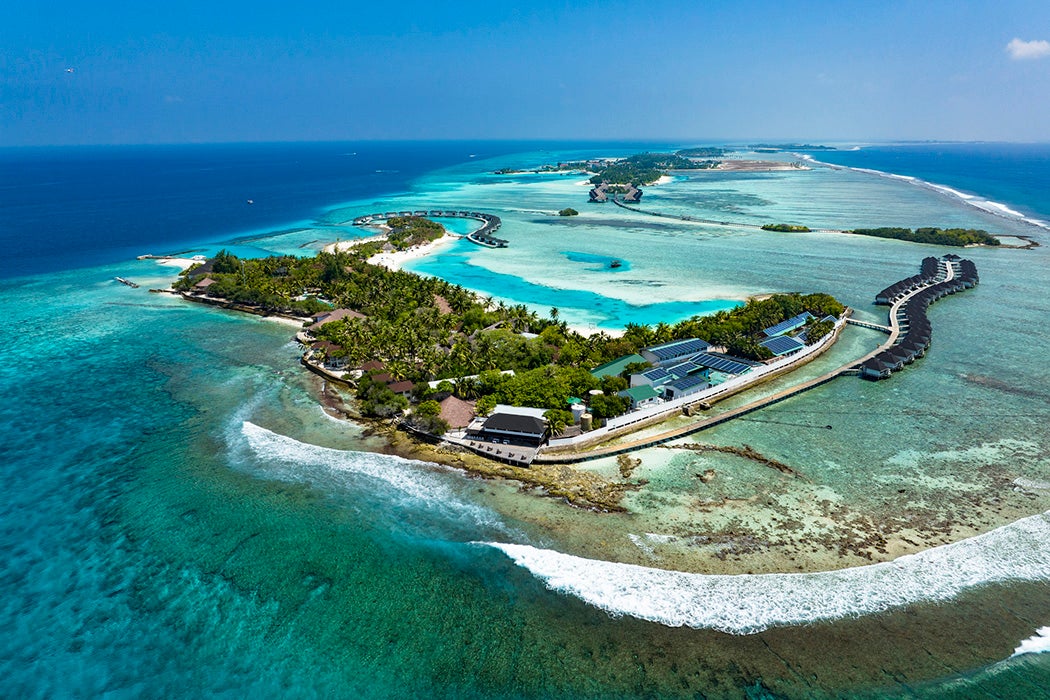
left=4, top=0, right=1050, bottom=145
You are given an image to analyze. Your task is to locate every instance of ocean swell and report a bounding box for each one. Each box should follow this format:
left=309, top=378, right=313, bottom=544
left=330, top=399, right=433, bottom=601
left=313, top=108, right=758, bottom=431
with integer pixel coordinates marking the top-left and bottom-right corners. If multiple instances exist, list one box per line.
left=481, top=511, right=1050, bottom=634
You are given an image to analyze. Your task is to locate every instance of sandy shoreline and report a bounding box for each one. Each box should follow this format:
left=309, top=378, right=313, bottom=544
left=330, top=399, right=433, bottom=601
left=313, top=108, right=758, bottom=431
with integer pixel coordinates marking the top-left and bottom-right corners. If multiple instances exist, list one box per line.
left=322, top=233, right=386, bottom=254
left=366, top=233, right=460, bottom=270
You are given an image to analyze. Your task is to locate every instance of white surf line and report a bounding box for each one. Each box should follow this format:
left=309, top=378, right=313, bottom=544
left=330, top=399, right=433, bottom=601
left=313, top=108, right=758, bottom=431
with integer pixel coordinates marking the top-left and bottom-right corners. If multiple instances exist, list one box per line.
left=239, top=421, right=513, bottom=534
left=1013, top=627, right=1050, bottom=657
left=801, top=155, right=1050, bottom=233
left=479, top=511, right=1050, bottom=635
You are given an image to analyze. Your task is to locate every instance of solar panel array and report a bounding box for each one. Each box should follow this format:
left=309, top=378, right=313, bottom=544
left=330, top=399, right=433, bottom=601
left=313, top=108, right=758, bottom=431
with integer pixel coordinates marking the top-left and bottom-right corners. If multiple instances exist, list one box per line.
left=668, top=374, right=708, bottom=392
left=645, top=338, right=711, bottom=361
left=666, top=361, right=704, bottom=378
left=690, top=352, right=752, bottom=375
left=762, top=312, right=814, bottom=338
left=641, top=367, right=671, bottom=382
left=759, top=335, right=805, bottom=355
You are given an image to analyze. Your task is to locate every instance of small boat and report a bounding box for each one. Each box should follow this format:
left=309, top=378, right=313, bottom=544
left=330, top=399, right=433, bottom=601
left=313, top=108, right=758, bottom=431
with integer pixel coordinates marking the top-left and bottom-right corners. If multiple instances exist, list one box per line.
left=610, top=260, right=622, bottom=268
left=246, top=199, right=254, bottom=205
left=115, top=277, right=140, bottom=288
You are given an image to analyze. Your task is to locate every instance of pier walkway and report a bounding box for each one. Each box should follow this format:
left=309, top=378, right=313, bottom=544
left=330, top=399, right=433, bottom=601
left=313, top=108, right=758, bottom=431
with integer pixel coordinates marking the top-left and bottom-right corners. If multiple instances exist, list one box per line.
left=534, top=255, right=978, bottom=464
left=845, top=318, right=892, bottom=333
left=352, top=209, right=508, bottom=248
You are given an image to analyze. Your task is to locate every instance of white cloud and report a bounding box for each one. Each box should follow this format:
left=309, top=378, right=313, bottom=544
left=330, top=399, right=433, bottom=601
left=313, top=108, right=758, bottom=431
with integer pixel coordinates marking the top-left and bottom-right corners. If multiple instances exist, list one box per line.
left=1006, top=38, right=1050, bottom=60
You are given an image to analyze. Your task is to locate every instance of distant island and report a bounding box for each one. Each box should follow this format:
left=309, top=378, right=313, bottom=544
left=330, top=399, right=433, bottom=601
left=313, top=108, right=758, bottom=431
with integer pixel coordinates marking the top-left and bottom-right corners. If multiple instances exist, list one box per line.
left=850, top=227, right=1000, bottom=246
left=760, top=223, right=1001, bottom=246
left=749, top=143, right=838, bottom=152
left=762, top=223, right=812, bottom=232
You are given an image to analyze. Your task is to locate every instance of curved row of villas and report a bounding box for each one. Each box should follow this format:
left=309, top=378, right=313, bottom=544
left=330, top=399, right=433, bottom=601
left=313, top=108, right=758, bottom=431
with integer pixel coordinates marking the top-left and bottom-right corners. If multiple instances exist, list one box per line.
left=352, top=209, right=509, bottom=248
left=860, top=255, right=979, bottom=380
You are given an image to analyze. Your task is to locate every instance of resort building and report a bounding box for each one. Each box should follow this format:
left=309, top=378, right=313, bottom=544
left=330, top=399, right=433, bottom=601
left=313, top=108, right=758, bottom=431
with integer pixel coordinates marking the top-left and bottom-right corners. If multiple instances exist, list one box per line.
left=617, top=385, right=663, bottom=410
left=311, top=340, right=349, bottom=370
left=438, top=396, right=476, bottom=430
left=759, top=334, right=806, bottom=357
left=640, top=338, right=712, bottom=366
left=388, top=381, right=415, bottom=398
left=687, top=352, right=756, bottom=376
left=662, top=374, right=709, bottom=400
left=761, top=312, right=814, bottom=338
left=307, top=308, right=367, bottom=332
left=590, top=353, right=646, bottom=380
left=466, top=405, right=549, bottom=447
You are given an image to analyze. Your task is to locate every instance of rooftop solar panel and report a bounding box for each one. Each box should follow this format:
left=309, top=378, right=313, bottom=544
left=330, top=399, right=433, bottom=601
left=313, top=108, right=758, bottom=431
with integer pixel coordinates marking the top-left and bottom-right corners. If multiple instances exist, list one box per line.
left=690, top=352, right=753, bottom=375
left=759, top=335, right=806, bottom=355
left=668, top=374, right=707, bottom=391
left=645, top=338, right=711, bottom=360
left=761, top=312, right=814, bottom=338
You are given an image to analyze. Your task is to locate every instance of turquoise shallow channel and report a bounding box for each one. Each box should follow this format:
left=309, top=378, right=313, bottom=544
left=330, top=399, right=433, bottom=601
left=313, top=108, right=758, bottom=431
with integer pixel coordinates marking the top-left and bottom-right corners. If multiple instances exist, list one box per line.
left=4, top=141, right=1050, bottom=698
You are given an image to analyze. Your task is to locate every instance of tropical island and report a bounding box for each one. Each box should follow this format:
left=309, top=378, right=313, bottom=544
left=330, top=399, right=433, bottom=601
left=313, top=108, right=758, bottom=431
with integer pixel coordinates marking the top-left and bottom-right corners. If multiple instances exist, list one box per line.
left=850, top=226, right=1000, bottom=246
left=168, top=220, right=850, bottom=508
left=761, top=223, right=1001, bottom=246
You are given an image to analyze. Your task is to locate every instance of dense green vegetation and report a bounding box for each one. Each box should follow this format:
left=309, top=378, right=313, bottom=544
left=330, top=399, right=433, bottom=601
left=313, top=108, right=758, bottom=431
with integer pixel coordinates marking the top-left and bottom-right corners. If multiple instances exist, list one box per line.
left=558, top=208, right=579, bottom=216
left=177, top=246, right=843, bottom=422
left=384, top=216, right=445, bottom=250
left=850, top=227, right=999, bottom=247
left=588, top=153, right=719, bottom=185
left=748, top=143, right=837, bottom=151
left=762, top=223, right=812, bottom=232
left=675, top=147, right=728, bottom=157
left=622, top=293, right=844, bottom=361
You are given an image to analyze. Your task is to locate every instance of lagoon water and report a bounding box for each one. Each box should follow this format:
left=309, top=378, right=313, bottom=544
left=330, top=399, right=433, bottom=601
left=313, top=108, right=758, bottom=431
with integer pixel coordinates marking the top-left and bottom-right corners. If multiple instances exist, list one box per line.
left=5, top=141, right=1050, bottom=697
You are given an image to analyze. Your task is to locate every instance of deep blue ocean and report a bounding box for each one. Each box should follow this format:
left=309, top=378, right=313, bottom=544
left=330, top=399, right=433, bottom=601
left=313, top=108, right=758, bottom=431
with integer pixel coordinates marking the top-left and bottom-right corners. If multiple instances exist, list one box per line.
left=4, top=141, right=1050, bottom=698
left=816, top=142, right=1050, bottom=224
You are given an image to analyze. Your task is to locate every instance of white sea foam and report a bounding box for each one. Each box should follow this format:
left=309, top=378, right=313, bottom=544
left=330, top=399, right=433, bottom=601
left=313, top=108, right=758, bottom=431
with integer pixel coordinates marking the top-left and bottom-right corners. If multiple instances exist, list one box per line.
left=807, top=158, right=1050, bottom=233
left=239, top=421, right=508, bottom=532
left=242, top=420, right=446, bottom=501
left=480, top=511, right=1050, bottom=634
left=1013, top=627, right=1050, bottom=657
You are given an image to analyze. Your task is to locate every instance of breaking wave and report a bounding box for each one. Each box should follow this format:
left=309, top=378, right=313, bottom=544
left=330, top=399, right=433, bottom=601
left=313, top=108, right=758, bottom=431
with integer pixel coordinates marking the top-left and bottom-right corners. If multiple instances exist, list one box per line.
left=801, top=155, right=1049, bottom=232
left=239, top=421, right=510, bottom=536
left=481, top=511, right=1050, bottom=634
left=1014, top=627, right=1050, bottom=657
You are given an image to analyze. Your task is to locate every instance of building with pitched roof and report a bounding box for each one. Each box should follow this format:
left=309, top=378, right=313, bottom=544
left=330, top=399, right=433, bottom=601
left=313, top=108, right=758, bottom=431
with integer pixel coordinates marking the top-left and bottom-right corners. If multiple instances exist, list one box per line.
left=618, top=385, right=662, bottom=409
left=761, top=312, right=814, bottom=338
left=640, top=338, right=712, bottom=366
left=308, top=308, right=367, bottom=331
left=759, top=335, right=806, bottom=357
left=590, top=353, right=647, bottom=379
left=438, top=396, right=476, bottom=430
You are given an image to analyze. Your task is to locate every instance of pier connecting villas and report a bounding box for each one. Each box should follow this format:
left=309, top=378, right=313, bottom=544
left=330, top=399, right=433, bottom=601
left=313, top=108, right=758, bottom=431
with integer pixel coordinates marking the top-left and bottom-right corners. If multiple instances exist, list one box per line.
left=300, top=225, right=979, bottom=466
left=352, top=209, right=509, bottom=248
left=425, top=255, right=979, bottom=465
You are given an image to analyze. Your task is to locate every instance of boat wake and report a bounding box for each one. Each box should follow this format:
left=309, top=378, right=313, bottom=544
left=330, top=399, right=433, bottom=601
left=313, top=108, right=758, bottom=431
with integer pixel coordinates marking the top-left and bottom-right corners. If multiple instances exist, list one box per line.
left=799, top=154, right=1050, bottom=233
left=480, top=511, right=1050, bottom=634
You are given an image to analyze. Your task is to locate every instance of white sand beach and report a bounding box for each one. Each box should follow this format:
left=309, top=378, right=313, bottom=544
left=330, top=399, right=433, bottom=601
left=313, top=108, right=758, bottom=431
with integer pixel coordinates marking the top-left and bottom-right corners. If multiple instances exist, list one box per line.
left=366, top=233, right=460, bottom=271
left=322, top=234, right=385, bottom=254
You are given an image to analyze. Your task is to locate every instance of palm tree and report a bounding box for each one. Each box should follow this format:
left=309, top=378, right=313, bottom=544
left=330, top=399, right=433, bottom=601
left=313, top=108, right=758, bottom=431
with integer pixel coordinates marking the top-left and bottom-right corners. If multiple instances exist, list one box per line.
left=543, top=410, right=569, bottom=443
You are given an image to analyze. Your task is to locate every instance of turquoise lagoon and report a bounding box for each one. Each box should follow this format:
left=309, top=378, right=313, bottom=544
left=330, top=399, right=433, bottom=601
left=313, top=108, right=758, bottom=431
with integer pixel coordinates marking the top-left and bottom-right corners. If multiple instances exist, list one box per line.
left=5, top=142, right=1050, bottom=698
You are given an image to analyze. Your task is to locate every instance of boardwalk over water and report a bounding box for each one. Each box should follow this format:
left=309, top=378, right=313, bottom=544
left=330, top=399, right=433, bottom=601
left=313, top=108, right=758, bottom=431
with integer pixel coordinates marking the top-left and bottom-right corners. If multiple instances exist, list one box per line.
left=534, top=256, right=976, bottom=464
left=352, top=209, right=508, bottom=248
